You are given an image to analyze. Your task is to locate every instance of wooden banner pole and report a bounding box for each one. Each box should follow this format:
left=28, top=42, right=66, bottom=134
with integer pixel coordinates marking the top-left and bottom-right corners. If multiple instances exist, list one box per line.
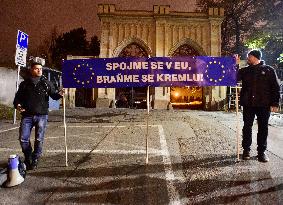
left=235, top=85, right=240, bottom=162
left=146, top=86, right=150, bottom=164
left=63, top=93, right=68, bottom=166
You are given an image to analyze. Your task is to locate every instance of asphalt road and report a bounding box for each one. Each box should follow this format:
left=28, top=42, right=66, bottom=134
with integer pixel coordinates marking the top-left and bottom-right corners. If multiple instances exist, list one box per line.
left=268, top=126, right=283, bottom=159
left=0, top=109, right=282, bottom=205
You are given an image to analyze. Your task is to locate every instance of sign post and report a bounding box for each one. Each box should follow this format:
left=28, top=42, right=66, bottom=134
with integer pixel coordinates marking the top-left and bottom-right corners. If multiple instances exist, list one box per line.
left=13, top=30, right=28, bottom=124
left=236, top=85, right=240, bottom=162
left=15, top=30, right=28, bottom=67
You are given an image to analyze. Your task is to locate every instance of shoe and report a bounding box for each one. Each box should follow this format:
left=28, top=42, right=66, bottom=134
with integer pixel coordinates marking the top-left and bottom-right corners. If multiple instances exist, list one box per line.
left=30, top=159, right=39, bottom=170
left=258, top=153, right=269, bottom=163
left=242, top=150, right=251, bottom=160
left=24, top=159, right=32, bottom=170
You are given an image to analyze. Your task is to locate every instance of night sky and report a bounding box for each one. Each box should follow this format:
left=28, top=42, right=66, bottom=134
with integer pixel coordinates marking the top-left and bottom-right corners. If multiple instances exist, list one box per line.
left=0, top=0, right=196, bottom=67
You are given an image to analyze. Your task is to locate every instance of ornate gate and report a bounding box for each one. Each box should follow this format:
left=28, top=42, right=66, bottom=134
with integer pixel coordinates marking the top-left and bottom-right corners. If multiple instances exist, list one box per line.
left=116, top=43, right=150, bottom=108
left=171, top=44, right=203, bottom=109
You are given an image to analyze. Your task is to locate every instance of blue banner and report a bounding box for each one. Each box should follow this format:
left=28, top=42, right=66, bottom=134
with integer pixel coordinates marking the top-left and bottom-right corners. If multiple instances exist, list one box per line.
left=62, top=56, right=237, bottom=88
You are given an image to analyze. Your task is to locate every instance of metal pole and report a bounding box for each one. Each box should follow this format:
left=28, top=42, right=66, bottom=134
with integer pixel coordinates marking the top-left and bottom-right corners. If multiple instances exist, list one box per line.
left=13, top=65, right=21, bottom=124
left=146, top=86, right=150, bottom=164
left=63, top=93, right=68, bottom=166
left=235, top=85, right=240, bottom=162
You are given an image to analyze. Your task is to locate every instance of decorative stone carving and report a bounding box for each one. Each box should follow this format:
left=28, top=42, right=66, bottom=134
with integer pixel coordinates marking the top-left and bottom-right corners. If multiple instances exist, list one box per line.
left=172, top=44, right=200, bottom=57
left=118, top=43, right=148, bottom=57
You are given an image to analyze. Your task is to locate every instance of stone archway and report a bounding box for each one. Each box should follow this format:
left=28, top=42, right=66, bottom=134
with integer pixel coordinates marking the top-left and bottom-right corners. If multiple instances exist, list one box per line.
left=171, top=43, right=204, bottom=109
left=116, top=42, right=152, bottom=108
left=113, top=37, right=152, bottom=58
left=172, top=44, right=200, bottom=56
left=168, top=38, right=206, bottom=57
left=118, top=43, right=148, bottom=57
left=97, top=4, right=224, bottom=109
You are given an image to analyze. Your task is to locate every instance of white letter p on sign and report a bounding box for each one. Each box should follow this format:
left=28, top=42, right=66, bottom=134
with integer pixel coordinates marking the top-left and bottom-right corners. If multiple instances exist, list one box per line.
left=20, top=33, right=26, bottom=42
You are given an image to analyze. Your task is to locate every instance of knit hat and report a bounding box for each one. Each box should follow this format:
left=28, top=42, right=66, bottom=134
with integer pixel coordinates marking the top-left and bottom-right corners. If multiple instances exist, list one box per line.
left=248, top=50, right=261, bottom=60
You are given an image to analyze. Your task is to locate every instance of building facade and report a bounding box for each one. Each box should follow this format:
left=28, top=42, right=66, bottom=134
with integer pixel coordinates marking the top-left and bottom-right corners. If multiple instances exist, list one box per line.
left=68, top=4, right=226, bottom=110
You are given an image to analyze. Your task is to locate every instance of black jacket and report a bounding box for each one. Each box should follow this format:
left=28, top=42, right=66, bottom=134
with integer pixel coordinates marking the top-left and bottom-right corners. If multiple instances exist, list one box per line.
left=237, top=61, right=280, bottom=107
left=13, top=76, right=62, bottom=115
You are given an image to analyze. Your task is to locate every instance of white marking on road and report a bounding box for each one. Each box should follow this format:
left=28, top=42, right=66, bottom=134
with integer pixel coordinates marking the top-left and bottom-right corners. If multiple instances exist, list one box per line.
left=0, top=124, right=53, bottom=133
left=134, top=125, right=158, bottom=127
left=0, top=148, right=163, bottom=155
left=45, top=133, right=101, bottom=139
left=158, top=125, right=181, bottom=205
left=60, top=125, right=126, bottom=128
left=0, top=124, right=157, bottom=133
left=0, top=126, right=20, bottom=133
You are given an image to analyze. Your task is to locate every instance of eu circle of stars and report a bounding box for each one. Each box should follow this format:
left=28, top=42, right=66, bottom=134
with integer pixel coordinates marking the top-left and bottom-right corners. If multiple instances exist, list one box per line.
left=72, top=62, right=95, bottom=86
left=205, top=60, right=226, bottom=84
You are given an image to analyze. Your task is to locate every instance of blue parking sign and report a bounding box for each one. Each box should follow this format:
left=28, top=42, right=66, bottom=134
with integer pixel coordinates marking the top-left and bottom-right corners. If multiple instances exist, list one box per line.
left=16, top=30, right=28, bottom=49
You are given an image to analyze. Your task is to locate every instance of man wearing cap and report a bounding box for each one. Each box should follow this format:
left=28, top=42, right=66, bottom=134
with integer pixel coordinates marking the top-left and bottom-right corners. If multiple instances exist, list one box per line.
left=13, top=62, right=64, bottom=170
left=237, top=49, right=280, bottom=162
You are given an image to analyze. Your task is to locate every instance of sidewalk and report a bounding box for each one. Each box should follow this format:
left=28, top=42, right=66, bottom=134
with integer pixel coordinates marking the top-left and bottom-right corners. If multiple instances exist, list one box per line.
left=0, top=108, right=282, bottom=204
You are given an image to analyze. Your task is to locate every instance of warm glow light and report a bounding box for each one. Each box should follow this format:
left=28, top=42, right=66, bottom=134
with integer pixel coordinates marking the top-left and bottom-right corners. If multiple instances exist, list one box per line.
left=174, top=92, right=179, bottom=97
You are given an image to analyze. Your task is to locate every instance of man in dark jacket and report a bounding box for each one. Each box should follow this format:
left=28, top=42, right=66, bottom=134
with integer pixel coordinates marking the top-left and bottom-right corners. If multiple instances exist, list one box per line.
left=237, top=50, right=280, bottom=162
left=13, top=62, right=64, bottom=170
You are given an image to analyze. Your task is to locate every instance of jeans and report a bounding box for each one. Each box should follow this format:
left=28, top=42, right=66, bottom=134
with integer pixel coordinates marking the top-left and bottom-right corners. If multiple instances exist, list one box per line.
left=242, top=106, right=270, bottom=153
left=19, top=115, right=48, bottom=161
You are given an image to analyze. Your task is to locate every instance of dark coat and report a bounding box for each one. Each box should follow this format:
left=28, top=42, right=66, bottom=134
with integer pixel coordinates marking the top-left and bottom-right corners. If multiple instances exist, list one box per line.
left=237, top=61, right=280, bottom=107
left=13, top=76, right=62, bottom=115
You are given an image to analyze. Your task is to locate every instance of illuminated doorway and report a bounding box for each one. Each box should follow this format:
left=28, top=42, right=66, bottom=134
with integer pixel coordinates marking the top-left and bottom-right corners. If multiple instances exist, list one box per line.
left=171, top=44, right=203, bottom=109
left=116, top=43, right=150, bottom=109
